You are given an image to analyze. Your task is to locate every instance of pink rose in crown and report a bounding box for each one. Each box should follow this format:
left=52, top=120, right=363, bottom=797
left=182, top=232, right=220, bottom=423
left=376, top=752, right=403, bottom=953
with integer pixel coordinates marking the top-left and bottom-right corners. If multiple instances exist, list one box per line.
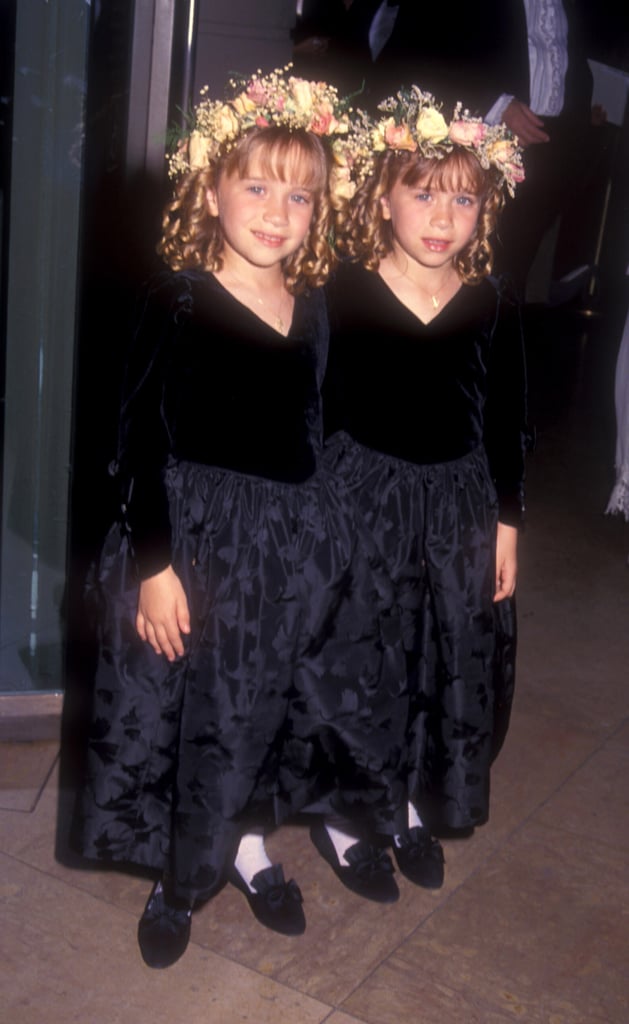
left=449, top=120, right=487, bottom=147
left=383, top=119, right=417, bottom=151
left=505, top=160, right=525, bottom=183
left=247, top=79, right=269, bottom=106
left=255, top=116, right=270, bottom=128
left=309, top=101, right=338, bottom=136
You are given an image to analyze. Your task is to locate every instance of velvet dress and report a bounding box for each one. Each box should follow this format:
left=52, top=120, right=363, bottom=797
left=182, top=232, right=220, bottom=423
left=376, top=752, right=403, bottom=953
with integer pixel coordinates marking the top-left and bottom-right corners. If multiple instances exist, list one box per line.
left=323, top=263, right=528, bottom=831
left=75, top=269, right=407, bottom=903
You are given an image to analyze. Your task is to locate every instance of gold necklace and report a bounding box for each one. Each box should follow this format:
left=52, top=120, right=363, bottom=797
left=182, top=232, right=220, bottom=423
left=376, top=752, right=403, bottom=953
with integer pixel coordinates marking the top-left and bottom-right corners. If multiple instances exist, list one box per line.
left=222, top=274, right=290, bottom=334
left=254, top=293, right=288, bottom=334
left=391, top=257, right=456, bottom=311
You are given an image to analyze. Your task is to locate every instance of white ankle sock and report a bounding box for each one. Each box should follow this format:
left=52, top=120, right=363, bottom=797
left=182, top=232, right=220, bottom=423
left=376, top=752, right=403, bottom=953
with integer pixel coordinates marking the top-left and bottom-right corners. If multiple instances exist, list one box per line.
left=394, top=802, right=424, bottom=847
left=325, top=823, right=359, bottom=866
left=408, top=802, right=423, bottom=829
left=234, top=832, right=272, bottom=892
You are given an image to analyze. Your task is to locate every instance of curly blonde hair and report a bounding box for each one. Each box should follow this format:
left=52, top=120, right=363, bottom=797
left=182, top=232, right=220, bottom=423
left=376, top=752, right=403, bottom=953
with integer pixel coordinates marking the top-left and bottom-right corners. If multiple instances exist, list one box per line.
left=338, top=148, right=505, bottom=285
left=157, top=127, right=337, bottom=293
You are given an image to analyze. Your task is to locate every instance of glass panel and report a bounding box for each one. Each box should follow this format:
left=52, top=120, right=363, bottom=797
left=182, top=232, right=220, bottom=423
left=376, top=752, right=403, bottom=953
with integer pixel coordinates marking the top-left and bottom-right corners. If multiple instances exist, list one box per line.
left=0, top=1, right=89, bottom=693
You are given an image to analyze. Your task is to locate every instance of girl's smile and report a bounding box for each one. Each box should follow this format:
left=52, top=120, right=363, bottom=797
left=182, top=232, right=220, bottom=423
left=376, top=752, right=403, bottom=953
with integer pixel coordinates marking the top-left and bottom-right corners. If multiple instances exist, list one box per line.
left=207, top=166, right=315, bottom=274
left=381, top=179, right=481, bottom=272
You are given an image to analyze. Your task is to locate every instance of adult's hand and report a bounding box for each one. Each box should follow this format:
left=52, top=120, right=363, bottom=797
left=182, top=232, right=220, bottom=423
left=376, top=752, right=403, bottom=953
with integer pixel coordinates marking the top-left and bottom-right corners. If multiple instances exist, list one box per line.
left=503, top=98, right=550, bottom=147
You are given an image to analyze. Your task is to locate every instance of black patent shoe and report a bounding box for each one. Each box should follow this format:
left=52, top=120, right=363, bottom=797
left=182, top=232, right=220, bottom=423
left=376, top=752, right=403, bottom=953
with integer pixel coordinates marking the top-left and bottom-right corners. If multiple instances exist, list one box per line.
left=230, top=863, right=306, bottom=936
left=393, top=827, right=445, bottom=889
left=310, top=823, right=399, bottom=903
left=137, top=879, right=192, bottom=969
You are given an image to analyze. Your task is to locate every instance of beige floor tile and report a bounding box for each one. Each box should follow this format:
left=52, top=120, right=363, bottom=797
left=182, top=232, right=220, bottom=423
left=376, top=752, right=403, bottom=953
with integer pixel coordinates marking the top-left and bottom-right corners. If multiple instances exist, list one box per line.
left=487, top=706, right=605, bottom=840
left=611, top=719, right=629, bottom=748
left=343, top=821, right=629, bottom=1024
left=0, top=741, right=59, bottom=812
left=0, top=854, right=334, bottom=1024
left=340, top=957, right=517, bottom=1024
left=514, top=496, right=629, bottom=734
left=325, top=1015, right=371, bottom=1024
left=533, top=738, right=629, bottom=851
left=0, top=762, right=152, bottom=917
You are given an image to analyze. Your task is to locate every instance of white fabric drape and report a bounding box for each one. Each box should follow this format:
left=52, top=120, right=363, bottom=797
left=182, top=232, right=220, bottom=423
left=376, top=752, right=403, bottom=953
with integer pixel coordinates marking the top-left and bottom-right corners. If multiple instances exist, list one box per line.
left=606, top=272, right=629, bottom=520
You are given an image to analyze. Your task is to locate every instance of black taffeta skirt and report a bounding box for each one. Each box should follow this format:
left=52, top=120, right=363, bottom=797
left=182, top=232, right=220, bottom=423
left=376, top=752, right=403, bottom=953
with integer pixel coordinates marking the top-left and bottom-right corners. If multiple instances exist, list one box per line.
left=324, top=433, right=517, bottom=831
left=74, top=459, right=408, bottom=902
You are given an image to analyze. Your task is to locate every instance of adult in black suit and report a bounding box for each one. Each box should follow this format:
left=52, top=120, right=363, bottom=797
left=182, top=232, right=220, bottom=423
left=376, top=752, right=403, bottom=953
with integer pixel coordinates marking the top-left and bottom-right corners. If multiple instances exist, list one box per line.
left=291, top=0, right=381, bottom=95
left=370, top=1, right=595, bottom=293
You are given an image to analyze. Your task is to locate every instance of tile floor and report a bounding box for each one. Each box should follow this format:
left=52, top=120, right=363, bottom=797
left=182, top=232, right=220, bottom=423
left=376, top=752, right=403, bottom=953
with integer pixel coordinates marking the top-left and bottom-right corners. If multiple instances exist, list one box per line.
left=1, top=301, right=628, bottom=1023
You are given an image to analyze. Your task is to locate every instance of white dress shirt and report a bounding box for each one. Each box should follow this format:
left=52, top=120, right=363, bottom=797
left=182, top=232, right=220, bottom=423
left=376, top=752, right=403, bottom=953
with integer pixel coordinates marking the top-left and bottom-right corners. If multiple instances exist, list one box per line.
left=486, top=0, right=569, bottom=123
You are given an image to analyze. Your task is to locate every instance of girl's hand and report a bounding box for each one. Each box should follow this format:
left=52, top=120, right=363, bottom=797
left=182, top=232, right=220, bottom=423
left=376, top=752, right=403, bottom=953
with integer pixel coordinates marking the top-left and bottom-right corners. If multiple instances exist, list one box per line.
left=136, top=565, right=191, bottom=661
left=494, top=522, right=518, bottom=602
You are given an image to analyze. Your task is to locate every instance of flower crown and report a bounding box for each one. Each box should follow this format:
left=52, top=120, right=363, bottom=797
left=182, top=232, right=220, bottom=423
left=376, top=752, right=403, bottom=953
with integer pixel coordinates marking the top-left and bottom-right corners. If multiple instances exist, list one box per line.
left=167, top=65, right=359, bottom=202
left=345, top=87, right=525, bottom=197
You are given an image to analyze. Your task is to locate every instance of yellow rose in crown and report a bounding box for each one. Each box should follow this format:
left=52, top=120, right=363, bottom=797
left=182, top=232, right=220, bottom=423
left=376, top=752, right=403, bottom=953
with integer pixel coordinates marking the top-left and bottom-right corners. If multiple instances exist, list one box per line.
left=486, top=139, right=518, bottom=163
left=232, top=93, right=257, bottom=116
left=332, top=142, right=350, bottom=168
left=290, top=78, right=314, bottom=111
left=330, top=165, right=356, bottom=200
left=187, top=130, right=212, bottom=169
left=216, top=105, right=240, bottom=139
left=448, top=120, right=487, bottom=147
left=416, top=107, right=449, bottom=143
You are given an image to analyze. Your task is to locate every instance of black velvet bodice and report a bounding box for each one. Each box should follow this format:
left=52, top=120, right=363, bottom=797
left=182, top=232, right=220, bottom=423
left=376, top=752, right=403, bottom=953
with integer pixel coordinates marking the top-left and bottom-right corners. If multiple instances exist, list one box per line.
left=323, top=263, right=528, bottom=525
left=117, top=270, right=327, bottom=577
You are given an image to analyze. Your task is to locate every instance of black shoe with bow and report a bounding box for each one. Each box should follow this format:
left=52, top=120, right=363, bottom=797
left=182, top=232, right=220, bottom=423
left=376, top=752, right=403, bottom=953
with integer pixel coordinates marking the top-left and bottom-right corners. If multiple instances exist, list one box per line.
left=393, top=827, right=445, bottom=889
left=310, top=823, right=399, bottom=903
left=230, top=863, right=306, bottom=935
left=137, top=879, right=192, bottom=969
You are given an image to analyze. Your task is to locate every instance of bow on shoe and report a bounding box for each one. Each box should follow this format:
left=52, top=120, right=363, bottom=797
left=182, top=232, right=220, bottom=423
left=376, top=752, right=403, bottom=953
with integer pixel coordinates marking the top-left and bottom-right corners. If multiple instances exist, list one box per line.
left=398, top=831, right=444, bottom=863
left=231, top=863, right=307, bottom=935
left=309, top=823, right=400, bottom=902
left=392, top=827, right=445, bottom=889
left=252, top=864, right=303, bottom=908
left=345, top=842, right=395, bottom=879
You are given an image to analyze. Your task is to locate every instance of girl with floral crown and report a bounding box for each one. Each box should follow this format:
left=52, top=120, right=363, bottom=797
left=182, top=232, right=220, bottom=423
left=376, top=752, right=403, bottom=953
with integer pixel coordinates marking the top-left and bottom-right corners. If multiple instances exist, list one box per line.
left=73, top=68, right=409, bottom=968
left=323, top=87, right=530, bottom=886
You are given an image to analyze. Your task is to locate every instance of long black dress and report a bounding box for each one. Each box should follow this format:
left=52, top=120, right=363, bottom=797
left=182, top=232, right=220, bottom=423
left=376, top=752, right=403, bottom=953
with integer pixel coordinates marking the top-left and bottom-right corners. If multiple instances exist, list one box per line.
left=74, top=269, right=407, bottom=903
left=323, top=263, right=528, bottom=831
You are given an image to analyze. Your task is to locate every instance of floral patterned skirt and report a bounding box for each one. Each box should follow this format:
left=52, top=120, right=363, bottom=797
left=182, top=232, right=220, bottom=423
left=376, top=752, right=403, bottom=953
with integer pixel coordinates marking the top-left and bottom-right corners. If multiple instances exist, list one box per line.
left=324, top=434, right=517, bottom=831
left=74, top=459, right=407, bottom=902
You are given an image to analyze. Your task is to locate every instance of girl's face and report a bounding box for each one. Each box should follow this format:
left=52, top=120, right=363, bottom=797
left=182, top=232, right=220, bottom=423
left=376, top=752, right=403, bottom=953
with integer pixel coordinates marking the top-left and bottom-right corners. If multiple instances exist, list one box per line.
left=381, top=173, right=481, bottom=272
left=206, top=152, right=317, bottom=275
